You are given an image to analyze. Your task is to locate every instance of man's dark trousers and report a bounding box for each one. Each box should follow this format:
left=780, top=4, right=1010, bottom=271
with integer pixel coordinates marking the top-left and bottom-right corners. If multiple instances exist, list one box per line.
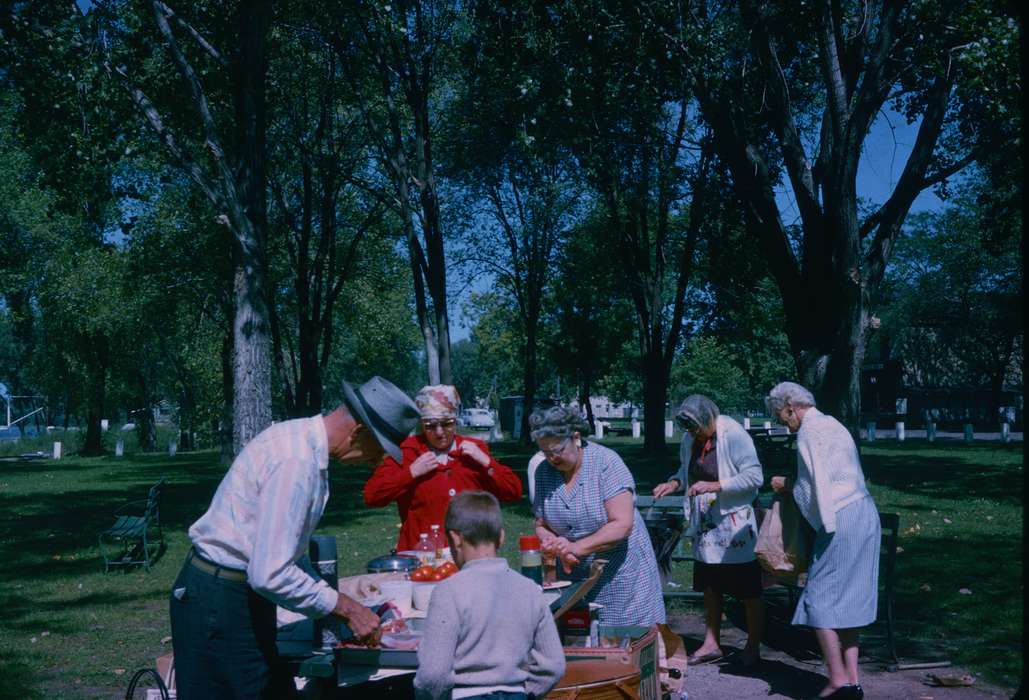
left=169, top=553, right=296, bottom=699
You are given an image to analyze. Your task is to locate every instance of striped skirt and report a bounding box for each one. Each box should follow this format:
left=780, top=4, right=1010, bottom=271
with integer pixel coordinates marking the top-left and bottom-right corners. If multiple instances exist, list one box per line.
left=792, top=496, right=880, bottom=629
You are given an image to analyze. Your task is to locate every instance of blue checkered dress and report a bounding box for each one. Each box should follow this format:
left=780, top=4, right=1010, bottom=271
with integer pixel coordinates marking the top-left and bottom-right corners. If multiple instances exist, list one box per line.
left=533, top=442, right=666, bottom=626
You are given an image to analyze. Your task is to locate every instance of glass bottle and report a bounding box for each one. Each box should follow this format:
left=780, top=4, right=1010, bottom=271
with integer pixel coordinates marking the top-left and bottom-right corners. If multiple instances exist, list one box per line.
left=415, top=533, right=433, bottom=565
left=542, top=551, right=557, bottom=585
left=430, top=523, right=445, bottom=561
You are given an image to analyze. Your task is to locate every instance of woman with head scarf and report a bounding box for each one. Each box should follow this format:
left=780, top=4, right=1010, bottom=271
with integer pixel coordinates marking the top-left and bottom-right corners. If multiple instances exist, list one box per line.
left=652, top=394, right=765, bottom=667
left=364, top=385, right=522, bottom=551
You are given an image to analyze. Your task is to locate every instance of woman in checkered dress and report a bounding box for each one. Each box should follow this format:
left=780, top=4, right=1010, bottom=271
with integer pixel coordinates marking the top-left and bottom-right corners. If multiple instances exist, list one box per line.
left=530, top=406, right=666, bottom=626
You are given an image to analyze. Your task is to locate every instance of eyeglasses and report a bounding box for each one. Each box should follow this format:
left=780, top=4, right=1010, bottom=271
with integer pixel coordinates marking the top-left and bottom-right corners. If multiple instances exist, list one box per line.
left=421, top=419, right=457, bottom=431
left=675, top=415, right=700, bottom=433
left=540, top=438, right=571, bottom=458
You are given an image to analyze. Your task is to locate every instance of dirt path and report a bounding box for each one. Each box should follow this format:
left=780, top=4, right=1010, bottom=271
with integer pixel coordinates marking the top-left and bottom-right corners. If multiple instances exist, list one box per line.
left=667, top=612, right=1016, bottom=699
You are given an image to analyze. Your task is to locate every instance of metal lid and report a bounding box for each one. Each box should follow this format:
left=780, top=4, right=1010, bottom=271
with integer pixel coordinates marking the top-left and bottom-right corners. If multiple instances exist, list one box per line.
left=366, top=549, right=420, bottom=573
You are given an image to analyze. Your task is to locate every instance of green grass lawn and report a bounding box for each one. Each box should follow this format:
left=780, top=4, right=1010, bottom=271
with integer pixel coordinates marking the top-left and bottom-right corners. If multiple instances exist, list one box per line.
left=0, top=436, right=1021, bottom=698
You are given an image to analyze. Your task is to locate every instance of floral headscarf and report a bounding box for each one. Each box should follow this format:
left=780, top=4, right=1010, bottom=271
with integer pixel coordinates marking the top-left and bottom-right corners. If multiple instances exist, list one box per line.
left=414, top=385, right=460, bottom=420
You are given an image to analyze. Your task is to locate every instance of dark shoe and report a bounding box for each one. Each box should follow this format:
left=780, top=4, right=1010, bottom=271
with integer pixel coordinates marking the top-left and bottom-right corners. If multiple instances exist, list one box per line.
left=729, top=648, right=761, bottom=668
left=686, top=649, right=724, bottom=665
left=807, top=685, right=861, bottom=700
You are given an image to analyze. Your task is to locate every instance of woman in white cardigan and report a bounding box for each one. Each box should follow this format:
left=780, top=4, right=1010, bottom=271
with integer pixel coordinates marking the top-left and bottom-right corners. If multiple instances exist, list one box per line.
left=768, top=382, right=880, bottom=700
left=652, top=395, right=765, bottom=668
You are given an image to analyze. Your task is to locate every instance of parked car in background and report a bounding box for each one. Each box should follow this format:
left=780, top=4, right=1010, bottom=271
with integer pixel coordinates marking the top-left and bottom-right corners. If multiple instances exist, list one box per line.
left=458, top=408, right=496, bottom=430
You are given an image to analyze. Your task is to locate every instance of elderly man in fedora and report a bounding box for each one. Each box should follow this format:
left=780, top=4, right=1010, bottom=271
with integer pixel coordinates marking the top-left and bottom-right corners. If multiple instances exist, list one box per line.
left=169, top=376, right=420, bottom=699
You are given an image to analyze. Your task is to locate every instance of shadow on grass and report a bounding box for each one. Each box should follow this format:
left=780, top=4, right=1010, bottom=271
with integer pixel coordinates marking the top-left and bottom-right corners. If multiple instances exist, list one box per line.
left=0, top=649, right=43, bottom=700
left=860, top=443, right=1023, bottom=506
left=0, top=588, right=168, bottom=635
left=0, top=449, right=483, bottom=586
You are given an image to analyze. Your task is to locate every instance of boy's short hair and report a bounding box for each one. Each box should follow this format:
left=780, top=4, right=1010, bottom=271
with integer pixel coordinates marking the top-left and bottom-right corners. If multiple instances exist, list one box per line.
left=445, top=490, right=503, bottom=547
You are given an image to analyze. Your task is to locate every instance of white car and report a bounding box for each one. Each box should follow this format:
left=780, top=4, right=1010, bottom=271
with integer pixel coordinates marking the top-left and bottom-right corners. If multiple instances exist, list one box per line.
left=459, top=408, right=495, bottom=430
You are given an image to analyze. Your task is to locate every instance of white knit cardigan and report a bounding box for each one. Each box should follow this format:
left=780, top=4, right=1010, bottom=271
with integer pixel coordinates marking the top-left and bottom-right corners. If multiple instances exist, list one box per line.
left=793, top=407, right=870, bottom=533
left=669, top=414, right=763, bottom=516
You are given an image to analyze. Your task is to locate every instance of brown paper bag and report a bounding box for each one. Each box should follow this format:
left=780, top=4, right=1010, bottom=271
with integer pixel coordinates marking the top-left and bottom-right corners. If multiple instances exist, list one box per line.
left=754, top=494, right=812, bottom=582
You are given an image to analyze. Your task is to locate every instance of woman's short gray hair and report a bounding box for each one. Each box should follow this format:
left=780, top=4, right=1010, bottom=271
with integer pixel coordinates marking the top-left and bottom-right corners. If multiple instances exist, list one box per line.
left=676, top=394, right=720, bottom=428
left=765, top=381, right=816, bottom=413
left=529, top=405, right=591, bottom=442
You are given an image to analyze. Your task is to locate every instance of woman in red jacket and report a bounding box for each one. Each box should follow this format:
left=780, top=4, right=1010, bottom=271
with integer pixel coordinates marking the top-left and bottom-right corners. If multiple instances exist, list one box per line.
left=363, top=385, right=522, bottom=551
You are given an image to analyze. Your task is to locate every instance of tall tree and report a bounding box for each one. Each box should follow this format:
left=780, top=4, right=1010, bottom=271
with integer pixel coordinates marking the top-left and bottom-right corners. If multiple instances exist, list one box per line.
left=0, top=3, right=129, bottom=453
left=877, top=176, right=1022, bottom=409
left=649, top=0, right=1020, bottom=430
left=318, top=0, right=460, bottom=384
left=98, top=0, right=275, bottom=453
left=465, top=0, right=717, bottom=453
left=266, top=28, right=385, bottom=417
left=546, top=214, right=637, bottom=430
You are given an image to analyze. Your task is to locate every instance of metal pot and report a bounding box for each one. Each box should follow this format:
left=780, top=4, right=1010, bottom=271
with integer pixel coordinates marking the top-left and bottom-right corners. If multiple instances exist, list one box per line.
left=366, top=549, right=420, bottom=574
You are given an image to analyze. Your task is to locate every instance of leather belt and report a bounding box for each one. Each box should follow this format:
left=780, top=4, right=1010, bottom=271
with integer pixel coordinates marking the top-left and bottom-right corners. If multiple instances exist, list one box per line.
left=187, top=549, right=247, bottom=582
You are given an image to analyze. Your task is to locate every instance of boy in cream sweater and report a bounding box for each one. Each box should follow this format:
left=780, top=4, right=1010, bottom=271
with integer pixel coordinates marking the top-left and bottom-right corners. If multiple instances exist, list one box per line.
left=414, top=491, right=565, bottom=700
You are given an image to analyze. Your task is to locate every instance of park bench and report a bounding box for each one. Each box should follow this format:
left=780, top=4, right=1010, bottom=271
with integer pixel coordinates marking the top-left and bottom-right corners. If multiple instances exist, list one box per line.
left=99, top=478, right=166, bottom=572
left=636, top=494, right=899, bottom=664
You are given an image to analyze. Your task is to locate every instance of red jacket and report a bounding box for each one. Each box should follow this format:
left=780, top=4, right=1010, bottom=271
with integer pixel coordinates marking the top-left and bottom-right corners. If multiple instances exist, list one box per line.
left=363, top=433, right=523, bottom=551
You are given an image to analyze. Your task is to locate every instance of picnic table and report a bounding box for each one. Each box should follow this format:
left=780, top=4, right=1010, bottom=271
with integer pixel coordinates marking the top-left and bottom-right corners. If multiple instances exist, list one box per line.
left=280, top=564, right=610, bottom=697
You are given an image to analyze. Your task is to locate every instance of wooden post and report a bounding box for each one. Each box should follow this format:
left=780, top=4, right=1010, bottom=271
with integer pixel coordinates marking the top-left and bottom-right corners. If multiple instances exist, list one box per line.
left=1001, top=422, right=1010, bottom=443
left=595, top=421, right=604, bottom=439
left=963, top=424, right=974, bottom=443
left=927, top=422, right=936, bottom=442
left=763, top=420, right=772, bottom=430
left=895, top=421, right=905, bottom=441
left=743, top=416, right=751, bottom=430
left=664, top=420, right=673, bottom=439
left=631, top=419, right=640, bottom=439
left=169, top=440, right=178, bottom=457
left=866, top=421, right=877, bottom=442
left=115, top=439, right=124, bottom=457
left=52, top=441, right=62, bottom=459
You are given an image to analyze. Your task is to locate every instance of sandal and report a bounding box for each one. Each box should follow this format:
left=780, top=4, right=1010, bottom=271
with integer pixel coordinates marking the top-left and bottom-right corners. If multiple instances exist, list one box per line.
left=686, top=649, right=724, bottom=665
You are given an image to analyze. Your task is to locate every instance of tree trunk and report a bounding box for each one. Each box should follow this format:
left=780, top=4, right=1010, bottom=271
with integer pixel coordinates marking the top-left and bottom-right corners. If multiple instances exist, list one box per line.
left=219, top=329, right=235, bottom=465
left=81, top=334, right=109, bottom=456
left=294, top=322, right=323, bottom=417
left=135, top=369, right=157, bottom=451
left=520, top=324, right=538, bottom=445
left=136, top=406, right=157, bottom=452
left=642, top=346, right=669, bottom=455
left=229, top=0, right=273, bottom=454
left=793, top=288, right=867, bottom=440
left=580, top=385, right=595, bottom=431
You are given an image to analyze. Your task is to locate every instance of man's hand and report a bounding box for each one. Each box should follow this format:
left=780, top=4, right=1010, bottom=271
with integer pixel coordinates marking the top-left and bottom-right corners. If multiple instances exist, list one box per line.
left=332, top=594, right=381, bottom=644
left=770, top=476, right=790, bottom=493
left=456, top=441, right=490, bottom=468
left=652, top=479, right=681, bottom=498
left=409, top=452, right=439, bottom=479
left=687, top=480, right=721, bottom=497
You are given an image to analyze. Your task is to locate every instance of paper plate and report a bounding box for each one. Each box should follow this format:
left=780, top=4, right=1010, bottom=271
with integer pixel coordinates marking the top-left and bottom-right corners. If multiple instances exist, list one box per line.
left=542, top=580, right=572, bottom=590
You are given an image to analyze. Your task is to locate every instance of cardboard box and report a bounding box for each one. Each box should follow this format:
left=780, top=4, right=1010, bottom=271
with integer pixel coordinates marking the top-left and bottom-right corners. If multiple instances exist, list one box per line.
left=550, top=624, right=659, bottom=700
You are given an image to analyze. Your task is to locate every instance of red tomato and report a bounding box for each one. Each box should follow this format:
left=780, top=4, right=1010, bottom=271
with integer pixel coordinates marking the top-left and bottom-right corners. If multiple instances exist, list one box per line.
left=409, top=565, right=435, bottom=582
left=430, top=568, right=449, bottom=581
left=437, top=561, right=458, bottom=577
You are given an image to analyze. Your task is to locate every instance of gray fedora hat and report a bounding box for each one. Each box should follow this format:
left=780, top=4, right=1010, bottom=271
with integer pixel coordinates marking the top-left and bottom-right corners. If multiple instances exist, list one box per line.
left=341, top=376, right=420, bottom=462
